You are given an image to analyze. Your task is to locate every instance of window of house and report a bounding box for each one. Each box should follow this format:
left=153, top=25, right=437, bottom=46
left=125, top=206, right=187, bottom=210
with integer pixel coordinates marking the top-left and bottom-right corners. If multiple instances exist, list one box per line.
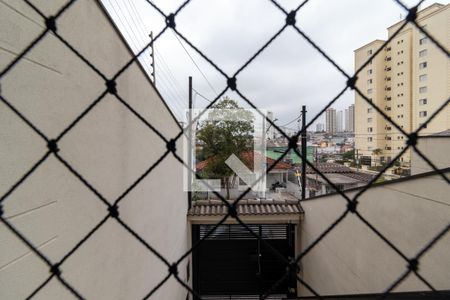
left=419, top=86, right=427, bottom=93
left=419, top=49, right=427, bottom=57
left=419, top=74, right=427, bottom=82
left=419, top=62, right=427, bottom=69
left=368, top=127, right=373, bottom=132
left=419, top=111, right=427, bottom=117
left=419, top=37, right=428, bottom=45
left=419, top=98, right=427, bottom=105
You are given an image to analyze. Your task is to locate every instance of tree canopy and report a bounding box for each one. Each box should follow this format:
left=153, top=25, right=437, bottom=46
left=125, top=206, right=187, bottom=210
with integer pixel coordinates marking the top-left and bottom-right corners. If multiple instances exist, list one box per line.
left=196, top=97, right=254, bottom=198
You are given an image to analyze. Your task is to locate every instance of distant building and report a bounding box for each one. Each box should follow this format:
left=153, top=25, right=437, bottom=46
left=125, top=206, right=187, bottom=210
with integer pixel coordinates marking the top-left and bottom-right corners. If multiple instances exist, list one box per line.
left=267, top=111, right=277, bottom=139
left=337, top=110, right=343, bottom=133
left=354, top=3, right=449, bottom=165
left=345, top=104, right=355, bottom=132
left=326, top=108, right=337, bottom=134
left=316, top=123, right=324, bottom=132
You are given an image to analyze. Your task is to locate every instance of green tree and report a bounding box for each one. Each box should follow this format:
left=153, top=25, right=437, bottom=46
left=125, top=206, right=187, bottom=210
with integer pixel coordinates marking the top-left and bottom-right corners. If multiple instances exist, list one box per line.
left=196, top=97, right=254, bottom=199
left=342, top=149, right=354, bottom=161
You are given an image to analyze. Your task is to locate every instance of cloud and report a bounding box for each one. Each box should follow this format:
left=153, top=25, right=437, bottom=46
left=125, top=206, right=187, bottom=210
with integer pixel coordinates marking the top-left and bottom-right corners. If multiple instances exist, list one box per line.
left=103, top=0, right=449, bottom=125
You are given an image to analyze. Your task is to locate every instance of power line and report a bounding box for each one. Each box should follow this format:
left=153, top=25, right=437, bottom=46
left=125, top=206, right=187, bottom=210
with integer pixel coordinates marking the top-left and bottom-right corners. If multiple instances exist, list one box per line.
left=117, top=0, right=188, bottom=115
left=279, top=115, right=301, bottom=127
left=193, top=88, right=213, bottom=103
left=172, top=31, right=218, bottom=95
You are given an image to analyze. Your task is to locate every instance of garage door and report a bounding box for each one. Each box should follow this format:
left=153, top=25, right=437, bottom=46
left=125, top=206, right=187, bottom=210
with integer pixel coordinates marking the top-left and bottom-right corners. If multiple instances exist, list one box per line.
left=192, top=224, right=297, bottom=299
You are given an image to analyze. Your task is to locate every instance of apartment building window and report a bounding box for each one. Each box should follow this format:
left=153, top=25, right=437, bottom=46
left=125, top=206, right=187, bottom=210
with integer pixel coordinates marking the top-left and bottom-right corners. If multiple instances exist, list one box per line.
left=385, top=107, right=391, bottom=111
left=385, top=136, right=392, bottom=140
left=368, top=79, right=372, bottom=84
left=368, top=137, right=373, bottom=142
left=419, top=123, right=428, bottom=129
left=367, top=88, right=373, bottom=94
left=419, top=62, right=427, bottom=69
left=368, top=146, right=373, bottom=151
left=385, top=76, right=391, bottom=81
left=419, top=111, right=428, bottom=117
left=367, top=108, right=373, bottom=113
left=386, top=46, right=391, bottom=51
left=385, top=66, right=391, bottom=71
left=368, top=117, right=373, bottom=123
left=385, top=86, right=391, bottom=91
left=419, top=74, right=427, bottom=82
left=419, top=49, right=427, bottom=57
left=385, top=96, right=392, bottom=101
left=368, top=127, right=373, bottom=132
left=419, top=86, right=427, bottom=93
left=419, top=37, right=428, bottom=45
left=367, top=49, right=372, bottom=55
left=367, top=69, right=373, bottom=75
left=419, top=98, right=427, bottom=105
left=386, top=56, right=392, bottom=61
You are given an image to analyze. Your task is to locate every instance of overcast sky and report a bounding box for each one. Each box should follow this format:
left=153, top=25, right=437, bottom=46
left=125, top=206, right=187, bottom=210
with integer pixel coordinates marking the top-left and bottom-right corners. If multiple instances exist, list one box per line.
left=102, top=0, right=448, bottom=129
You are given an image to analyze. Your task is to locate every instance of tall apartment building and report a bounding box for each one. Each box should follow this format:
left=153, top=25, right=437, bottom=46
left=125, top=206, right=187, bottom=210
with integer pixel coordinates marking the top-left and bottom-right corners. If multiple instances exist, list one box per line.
left=326, top=108, right=337, bottom=134
left=316, top=123, right=324, bottom=132
left=354, top=3, right=449, bottom=165
left=345, top=104, right=355, bottom=132
left=337, top=110, right=344, bottom=132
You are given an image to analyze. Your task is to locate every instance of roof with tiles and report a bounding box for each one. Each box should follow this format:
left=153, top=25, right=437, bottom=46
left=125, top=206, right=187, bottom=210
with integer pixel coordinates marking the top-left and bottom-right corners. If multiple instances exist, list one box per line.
left=188, top=199, right=304, bottom=217
left=196, top=151, right=291, bottom=172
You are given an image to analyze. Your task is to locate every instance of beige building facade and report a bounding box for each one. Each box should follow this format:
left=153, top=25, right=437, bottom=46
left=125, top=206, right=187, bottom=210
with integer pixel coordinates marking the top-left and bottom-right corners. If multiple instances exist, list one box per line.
left=354, top=3, right=449, bottom=165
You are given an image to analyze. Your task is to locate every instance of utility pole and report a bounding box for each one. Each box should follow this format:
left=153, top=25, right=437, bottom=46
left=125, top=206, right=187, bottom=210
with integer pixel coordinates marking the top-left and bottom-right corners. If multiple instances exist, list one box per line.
left=149, top=31, right=155, bottom=84
left=301, top=105, right=307, bottom=200
left=355, top=148, right=359, bottom=171
left=188, top=76, right=193, bottom=208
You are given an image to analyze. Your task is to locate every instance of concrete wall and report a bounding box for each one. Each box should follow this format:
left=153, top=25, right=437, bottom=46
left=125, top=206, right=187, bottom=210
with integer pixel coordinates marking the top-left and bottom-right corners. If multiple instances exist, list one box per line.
left=298, top=171, right=450, bottom=296
left=411, top=136, right=450, bottom=175
left=0, top=1, right=189, bottom=299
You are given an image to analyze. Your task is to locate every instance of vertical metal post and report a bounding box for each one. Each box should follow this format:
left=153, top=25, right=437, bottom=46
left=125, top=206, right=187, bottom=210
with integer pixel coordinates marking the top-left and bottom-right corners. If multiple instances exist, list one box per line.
left=188, top=76, right=193, bottom=209
left=355, top=148, right=359, bottom=171
left=149, top=31, right=155, bottom=84
left=301, top=106, right=307, bottom=200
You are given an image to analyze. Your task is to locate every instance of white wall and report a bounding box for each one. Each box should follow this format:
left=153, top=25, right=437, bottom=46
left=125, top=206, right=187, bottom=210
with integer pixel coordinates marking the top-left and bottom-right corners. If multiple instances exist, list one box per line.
left=299, top=171, right=450, bottom=296
left=411, top=137, right=450, bottom=175
left=0, top=1, right=189, bottom=299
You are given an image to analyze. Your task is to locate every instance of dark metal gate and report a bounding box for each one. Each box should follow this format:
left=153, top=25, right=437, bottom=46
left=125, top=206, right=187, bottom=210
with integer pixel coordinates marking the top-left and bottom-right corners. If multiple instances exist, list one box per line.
left=192, top=224, right=297, bottom=299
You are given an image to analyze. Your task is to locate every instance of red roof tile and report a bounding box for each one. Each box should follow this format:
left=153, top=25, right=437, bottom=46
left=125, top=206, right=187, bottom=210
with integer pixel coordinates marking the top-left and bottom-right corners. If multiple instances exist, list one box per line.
left=196, top=151, right=291, bottom=172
